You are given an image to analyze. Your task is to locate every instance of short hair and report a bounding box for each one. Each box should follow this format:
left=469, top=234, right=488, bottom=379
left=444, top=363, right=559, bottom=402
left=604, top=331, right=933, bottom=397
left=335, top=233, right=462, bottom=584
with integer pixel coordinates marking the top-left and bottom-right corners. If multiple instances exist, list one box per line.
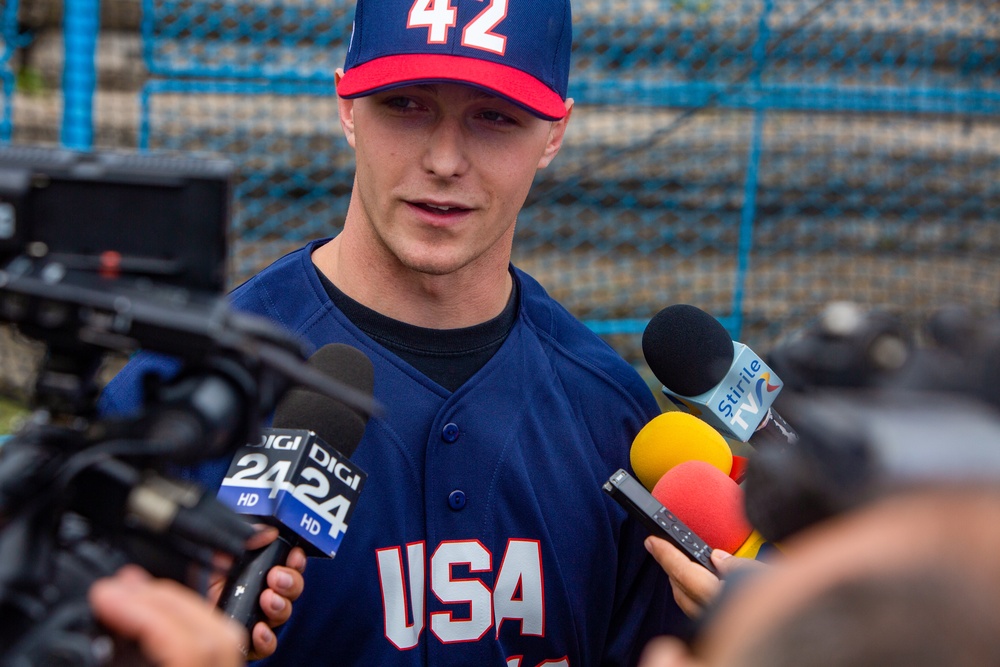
left=739, top=566, right=1000, bottom=667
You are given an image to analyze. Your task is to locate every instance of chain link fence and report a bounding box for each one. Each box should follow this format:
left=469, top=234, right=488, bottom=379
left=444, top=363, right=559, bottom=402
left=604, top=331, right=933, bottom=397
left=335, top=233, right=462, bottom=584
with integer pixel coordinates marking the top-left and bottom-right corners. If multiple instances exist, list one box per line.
left=0, top=0, right=998, bottom=400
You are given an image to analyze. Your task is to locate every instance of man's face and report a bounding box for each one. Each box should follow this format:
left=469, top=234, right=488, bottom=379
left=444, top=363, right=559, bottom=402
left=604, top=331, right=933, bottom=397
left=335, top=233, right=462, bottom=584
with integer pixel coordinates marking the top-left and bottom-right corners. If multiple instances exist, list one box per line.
left=337, top=83, right=571, bottom=279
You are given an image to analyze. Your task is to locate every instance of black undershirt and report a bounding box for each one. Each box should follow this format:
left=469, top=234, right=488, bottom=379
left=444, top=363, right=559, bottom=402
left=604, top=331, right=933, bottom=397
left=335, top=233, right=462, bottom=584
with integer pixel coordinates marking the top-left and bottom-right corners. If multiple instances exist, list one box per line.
left=315, top=266, right=519, bottom=392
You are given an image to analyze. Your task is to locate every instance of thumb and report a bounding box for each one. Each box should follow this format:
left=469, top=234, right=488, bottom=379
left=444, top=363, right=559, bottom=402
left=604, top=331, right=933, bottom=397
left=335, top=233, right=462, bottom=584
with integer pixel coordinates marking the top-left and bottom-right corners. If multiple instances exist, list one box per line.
left=711, top=549, right=767, bottom=578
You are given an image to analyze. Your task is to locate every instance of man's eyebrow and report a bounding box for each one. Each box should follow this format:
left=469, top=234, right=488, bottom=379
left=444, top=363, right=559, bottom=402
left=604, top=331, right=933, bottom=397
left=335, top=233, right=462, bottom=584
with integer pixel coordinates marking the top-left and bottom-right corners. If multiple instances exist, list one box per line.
left=411, top=83, right=500, bottom=101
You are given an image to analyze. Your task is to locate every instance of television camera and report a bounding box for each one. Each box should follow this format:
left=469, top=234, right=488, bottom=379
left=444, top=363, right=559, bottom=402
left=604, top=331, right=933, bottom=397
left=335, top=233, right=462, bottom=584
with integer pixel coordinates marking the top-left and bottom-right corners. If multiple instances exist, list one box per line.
left=0, top=146, right=378, bottom=666
left=745, top=300, right=1000, bottom=543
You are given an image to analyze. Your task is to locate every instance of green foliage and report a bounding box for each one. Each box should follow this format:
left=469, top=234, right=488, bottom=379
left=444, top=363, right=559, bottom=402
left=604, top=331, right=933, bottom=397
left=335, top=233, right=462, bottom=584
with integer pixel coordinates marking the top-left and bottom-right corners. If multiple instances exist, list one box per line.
left=672, top=0, right=712, bottom=13
left=15, top=67, right=46, bottom=95
left=0, top=396, right=28, bottom=435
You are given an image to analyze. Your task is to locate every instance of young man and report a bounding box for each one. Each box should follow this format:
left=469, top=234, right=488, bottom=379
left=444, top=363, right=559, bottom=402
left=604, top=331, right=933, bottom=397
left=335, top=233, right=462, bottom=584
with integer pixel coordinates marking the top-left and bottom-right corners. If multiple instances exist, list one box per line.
left=100, top=0, right=690, bottom=663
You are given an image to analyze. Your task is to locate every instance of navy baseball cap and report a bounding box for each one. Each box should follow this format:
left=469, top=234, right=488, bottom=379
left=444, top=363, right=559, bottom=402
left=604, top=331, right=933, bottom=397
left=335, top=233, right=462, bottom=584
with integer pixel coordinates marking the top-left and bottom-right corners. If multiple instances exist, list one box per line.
left=337, top=0, right=572, bottom=121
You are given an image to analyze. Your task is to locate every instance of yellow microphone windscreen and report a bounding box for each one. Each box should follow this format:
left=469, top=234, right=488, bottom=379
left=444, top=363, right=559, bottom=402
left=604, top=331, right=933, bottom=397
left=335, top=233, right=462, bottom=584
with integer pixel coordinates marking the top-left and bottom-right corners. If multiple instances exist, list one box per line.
left=733, top=530, right=769, bottom=559
left=630, top=411, right=733, bottom=490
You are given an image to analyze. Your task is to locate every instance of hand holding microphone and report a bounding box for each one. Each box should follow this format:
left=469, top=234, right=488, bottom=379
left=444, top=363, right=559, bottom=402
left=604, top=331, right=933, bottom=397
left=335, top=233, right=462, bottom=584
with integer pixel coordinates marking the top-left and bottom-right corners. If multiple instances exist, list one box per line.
left=213, top=343, right=375, bottom=658
left=641, top=461, right=771, bottom=620
left=615, top=408, right=774, bottom=618
left=626, top=410, right=771, bottom=556
left=209, top=526, right=306, bottom=659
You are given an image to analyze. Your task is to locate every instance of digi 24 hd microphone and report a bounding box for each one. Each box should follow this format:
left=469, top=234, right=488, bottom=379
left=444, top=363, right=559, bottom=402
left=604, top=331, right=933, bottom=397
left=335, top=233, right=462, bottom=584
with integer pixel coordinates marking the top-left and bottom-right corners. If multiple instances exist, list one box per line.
left=215, top=343, right=374, bottom=635
left=642, top=304, right=797, bottom=451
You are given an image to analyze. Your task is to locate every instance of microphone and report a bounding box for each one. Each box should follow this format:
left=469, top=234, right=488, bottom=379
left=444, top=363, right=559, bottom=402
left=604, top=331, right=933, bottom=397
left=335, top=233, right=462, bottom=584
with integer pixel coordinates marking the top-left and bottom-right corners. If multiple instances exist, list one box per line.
left=642, top=304, right=798, bottom=451
left=629, top=410, right=734, bottom=491
left=214, top=343, right=374, bottom=635
left=729, top=455, right=749, bottom=484
left=651, top=460, right=769, bottom=559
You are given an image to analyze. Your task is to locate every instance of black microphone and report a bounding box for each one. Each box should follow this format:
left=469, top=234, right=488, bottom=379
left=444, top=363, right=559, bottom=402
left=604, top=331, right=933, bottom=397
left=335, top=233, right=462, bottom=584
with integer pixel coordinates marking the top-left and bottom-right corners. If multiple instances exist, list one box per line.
left=642, top=304, right=797, bottom=451
left=215, top=343, right=374, bottom=638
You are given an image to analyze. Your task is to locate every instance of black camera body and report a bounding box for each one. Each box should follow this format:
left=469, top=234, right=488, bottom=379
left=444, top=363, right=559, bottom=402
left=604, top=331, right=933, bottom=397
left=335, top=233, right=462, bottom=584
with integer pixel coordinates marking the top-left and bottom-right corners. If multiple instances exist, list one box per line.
left=0, top=145, right=231, bottom=292
left=745, top=301, right=1000, bottom=543
left=0, top=146, right=322, bottom=666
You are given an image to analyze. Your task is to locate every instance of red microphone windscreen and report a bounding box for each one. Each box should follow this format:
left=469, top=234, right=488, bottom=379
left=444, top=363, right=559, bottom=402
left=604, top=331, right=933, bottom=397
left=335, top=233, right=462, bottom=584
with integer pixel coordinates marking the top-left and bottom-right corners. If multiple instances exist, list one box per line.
left=652, top=460, right=753, bottom=553
left=729, top=455, right=750, bottom=484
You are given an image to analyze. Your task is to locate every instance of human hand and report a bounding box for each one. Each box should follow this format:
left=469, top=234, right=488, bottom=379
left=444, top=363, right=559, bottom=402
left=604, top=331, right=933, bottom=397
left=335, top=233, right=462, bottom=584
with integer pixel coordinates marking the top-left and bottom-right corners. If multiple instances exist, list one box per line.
left=208, top=525, right=307, bottom=660
left=645, top=536, right=763, bottom=619
left=638, top=635, right=699, bottom=667
left=89, top=564, right=247, bottom=667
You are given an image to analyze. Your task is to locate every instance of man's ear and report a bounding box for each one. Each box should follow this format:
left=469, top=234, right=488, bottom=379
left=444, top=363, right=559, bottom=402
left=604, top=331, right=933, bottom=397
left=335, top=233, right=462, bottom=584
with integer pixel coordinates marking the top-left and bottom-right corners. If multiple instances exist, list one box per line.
left=538, top=98, right=574, bottom=169
left=335, top=68, right=356, bottom=149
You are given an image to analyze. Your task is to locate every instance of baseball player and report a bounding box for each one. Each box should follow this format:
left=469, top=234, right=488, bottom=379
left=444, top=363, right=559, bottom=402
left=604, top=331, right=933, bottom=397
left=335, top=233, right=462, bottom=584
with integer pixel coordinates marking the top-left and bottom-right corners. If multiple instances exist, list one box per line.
left=99, top=0, right=691, bottom=663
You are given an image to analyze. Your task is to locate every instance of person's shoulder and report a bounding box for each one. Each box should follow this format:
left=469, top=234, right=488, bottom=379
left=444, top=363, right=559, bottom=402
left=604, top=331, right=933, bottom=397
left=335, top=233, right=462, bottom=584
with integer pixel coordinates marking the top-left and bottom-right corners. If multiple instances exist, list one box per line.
left=228, top=239, right=333, bottom=327
left=99, top=240, right=333, bottom=419
left=97, top=350, right=182, bottom=418
left=514, top=267, right=658, bottom=415
left=514, top=267, right=628, bottom=368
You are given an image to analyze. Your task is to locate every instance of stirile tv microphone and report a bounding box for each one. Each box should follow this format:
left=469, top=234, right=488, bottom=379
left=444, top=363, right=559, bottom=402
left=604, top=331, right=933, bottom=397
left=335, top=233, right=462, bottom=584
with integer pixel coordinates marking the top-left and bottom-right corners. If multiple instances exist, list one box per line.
left=215, top=343, right=374, bottom=639
left=642, top=304, right=797, bottom=451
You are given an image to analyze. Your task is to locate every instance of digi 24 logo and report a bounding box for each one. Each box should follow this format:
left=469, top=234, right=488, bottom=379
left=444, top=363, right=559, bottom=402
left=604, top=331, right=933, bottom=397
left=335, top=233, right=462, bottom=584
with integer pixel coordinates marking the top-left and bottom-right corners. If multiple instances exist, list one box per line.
left=219, top=430, right=366, bottom=554
left=407, top=0, right=508, bottom=54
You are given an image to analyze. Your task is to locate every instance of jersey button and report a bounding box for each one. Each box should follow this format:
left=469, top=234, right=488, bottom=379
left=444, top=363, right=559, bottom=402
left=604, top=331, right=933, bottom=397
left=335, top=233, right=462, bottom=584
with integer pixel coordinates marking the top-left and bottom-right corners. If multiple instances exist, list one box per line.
left=441, top=422, right=460, bottom=443
left=448, top=490, right=467, bottom=510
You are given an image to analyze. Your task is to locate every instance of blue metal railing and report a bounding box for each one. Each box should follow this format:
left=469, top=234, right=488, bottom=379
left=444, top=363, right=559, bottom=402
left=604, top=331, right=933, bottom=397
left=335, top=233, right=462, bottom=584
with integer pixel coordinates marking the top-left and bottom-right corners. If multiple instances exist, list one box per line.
left=0, top=0, right=23, bottom=142
left=30, top=0, right=1000, bottom=357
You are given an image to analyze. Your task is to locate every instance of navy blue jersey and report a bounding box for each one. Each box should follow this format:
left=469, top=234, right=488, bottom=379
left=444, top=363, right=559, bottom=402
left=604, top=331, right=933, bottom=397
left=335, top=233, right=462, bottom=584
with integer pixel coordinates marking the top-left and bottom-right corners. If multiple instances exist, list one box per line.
left=99, top=239, right=690, bottom=666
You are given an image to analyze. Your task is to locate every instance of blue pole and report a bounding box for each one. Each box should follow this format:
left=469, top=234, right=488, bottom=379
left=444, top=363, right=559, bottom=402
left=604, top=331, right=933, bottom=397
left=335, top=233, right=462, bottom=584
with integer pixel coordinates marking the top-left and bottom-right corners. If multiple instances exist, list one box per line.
left=62, top=0, right=100, bottom=149
left=731, top=0, right=773, bottom=340
left=0, top=0, right=21, bottom=142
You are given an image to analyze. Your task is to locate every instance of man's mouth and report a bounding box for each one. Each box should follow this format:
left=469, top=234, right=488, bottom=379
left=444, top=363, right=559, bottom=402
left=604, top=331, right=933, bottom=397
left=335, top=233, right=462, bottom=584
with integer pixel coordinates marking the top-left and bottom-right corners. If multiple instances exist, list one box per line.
left=412, top=202, right=471, bottom=215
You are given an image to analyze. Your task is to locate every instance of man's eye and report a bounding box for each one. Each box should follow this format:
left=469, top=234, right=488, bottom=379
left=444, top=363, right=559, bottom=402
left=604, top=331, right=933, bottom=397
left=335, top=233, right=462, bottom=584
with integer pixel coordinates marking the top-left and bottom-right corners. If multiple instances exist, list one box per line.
left=479, top=110, right=516, bottom=125
left=386, top=97, right=418, bottom=110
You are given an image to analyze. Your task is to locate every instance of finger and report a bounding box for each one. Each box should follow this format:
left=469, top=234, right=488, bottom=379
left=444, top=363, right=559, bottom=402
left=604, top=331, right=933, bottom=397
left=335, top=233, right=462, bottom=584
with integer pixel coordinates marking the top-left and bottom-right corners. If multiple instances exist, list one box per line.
left=645, top=536, right=700, bottom=577
left=205, top=574, right=225, bottom=606
left=210, top=550, right=237, bottom=579
left=712, top=549, right=768, bottom=577
left=247, top=621, right=277, bottom=661
left=107, top=563, right=153, bottom=586
left=267, top=564, right=305, bottom=603
left=639, top=635, right=695, bottom=667
left=667, top=575, right=707, bottom=619
left=286, top=545, right=308, bottom=574
left=247, top=524, right=280, bottom=551
left=90, top=570, right=247, bottom=667
left=259, top=587, right=292, bottom=627
left=646, top=537, right=721, bottom=602
left=258, top=563, right=304, bottom=629
left=675, top=569, right=722, bottom=613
